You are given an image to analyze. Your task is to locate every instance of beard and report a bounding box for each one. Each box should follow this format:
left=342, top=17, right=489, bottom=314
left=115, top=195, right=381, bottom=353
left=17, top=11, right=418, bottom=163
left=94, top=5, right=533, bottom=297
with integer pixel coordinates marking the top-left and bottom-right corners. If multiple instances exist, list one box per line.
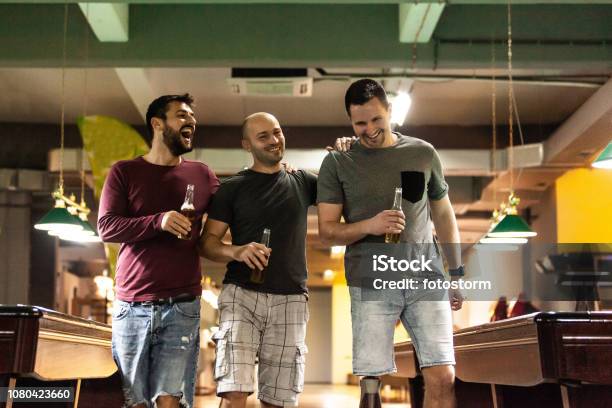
left=162, top=126, right=193, bottom=157
left=252, top=146, right=284, bottom=167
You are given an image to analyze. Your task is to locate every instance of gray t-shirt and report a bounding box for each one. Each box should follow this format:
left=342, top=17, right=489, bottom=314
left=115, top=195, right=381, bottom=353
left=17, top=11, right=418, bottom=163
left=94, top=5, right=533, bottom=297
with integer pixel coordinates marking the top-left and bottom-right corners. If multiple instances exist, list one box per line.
left=317, top=133, right=448, bottom=280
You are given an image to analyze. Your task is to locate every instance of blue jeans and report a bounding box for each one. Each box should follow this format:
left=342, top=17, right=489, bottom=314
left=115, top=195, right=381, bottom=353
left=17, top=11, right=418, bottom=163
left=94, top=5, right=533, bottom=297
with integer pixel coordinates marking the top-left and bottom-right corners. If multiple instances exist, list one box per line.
left=111, top=298, right=201, bottom=407
left=349, top=286, right=454, bottom=376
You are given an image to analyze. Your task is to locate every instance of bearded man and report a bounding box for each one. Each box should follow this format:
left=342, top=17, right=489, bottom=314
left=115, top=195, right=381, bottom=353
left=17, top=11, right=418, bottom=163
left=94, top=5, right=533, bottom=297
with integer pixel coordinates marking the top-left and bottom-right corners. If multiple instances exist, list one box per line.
left=98, top=94, right=219, bottom=408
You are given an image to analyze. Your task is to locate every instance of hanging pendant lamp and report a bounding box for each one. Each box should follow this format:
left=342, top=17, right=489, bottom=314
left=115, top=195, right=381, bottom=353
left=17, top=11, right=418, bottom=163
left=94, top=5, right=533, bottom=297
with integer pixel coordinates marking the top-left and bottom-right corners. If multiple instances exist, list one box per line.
left=482, top=0, right=536, bottom=243
left=34, top=197, right=84, bottom=233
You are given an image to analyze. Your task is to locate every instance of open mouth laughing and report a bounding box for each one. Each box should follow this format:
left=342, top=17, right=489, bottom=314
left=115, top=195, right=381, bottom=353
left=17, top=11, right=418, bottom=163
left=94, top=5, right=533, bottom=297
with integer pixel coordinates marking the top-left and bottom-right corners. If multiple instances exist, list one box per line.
left=180, top=125, right=195, bottom=144
left=364, top=129, right=383, bottom=142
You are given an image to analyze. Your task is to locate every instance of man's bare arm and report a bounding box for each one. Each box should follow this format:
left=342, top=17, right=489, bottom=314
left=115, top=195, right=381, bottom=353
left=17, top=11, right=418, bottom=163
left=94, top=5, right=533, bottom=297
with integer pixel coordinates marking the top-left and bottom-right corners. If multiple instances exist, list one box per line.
left=430, top=195, right=461, bottom=269
left=317, top=203, right=405, bottom=246
left=199, top=218, right=270, bottom=270
left=430, top=194, right=464, bottom=311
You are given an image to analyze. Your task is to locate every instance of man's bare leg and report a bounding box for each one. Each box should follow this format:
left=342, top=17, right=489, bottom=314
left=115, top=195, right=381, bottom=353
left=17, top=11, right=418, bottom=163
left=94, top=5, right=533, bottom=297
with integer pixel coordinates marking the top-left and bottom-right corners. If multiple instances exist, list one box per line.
left=359, top=376, right=382, bottom=408
left=219, top=392, right=248, bottom=408
left=155, top=395, right=181, bottom=408
left=422, top=365, right=456, bottom=408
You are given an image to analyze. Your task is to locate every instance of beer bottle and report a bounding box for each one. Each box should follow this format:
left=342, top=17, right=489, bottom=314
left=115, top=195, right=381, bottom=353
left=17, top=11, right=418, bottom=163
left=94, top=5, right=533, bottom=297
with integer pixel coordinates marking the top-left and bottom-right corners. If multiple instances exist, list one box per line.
left=384, top=187, right=403, bottom=244
left=250, top=228, right=271, bottom=284
left=178, top=184, right=196, bottom=240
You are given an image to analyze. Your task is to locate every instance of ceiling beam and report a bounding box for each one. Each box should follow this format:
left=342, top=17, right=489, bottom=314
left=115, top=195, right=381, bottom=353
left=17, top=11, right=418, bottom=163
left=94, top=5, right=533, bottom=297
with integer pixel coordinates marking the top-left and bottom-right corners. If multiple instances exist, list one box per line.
left=398, top=3, right=445, bottom=43
left=78, top=3, right=129, bottom=42
left=544, top=77, right=612, bottom=166
left=114, top=68, right=156, bottom=120
left=10, top=1, right=612, bottom=4
left=0, top=4, right=610, bottom=69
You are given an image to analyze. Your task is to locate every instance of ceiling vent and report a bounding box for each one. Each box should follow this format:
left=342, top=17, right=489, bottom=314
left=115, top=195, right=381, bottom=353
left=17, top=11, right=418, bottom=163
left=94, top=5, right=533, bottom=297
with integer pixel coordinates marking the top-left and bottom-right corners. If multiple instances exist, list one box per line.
left=228, top=68, right=313, bottom=97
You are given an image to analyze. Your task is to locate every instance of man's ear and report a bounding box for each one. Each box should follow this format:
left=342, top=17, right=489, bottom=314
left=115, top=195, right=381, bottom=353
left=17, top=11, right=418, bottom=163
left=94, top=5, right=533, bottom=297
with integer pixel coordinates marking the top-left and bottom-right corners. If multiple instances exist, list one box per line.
left=241, top=138, right=251, bottom=152
left=151, top=117, right=164, bottom=132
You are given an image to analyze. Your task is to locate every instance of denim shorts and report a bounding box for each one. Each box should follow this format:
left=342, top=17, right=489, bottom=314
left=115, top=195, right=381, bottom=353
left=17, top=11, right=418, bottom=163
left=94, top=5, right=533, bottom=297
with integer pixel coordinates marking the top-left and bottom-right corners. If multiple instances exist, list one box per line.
left=214, top=284, right=309, bottom=407
left=349, top=285, right=454, bottom=376
left=111, top=298, right=201, bottom=407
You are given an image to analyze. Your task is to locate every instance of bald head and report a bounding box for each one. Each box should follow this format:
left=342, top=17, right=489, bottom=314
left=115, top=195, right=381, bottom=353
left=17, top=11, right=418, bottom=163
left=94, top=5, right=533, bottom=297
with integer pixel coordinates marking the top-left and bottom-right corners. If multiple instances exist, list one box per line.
left=242, top=112, right=280, bottom=140
left=240, top=112, right=285, bottom=169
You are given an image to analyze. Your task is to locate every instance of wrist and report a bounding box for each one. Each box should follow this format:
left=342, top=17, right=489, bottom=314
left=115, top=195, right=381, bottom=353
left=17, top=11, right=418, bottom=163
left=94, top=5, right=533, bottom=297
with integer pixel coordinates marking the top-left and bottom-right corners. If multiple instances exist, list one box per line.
left=448, top=265, right=465, bottom=278
left=362, top=218, right=373, bottom=235
left=229, top=245, right=241, bottom=261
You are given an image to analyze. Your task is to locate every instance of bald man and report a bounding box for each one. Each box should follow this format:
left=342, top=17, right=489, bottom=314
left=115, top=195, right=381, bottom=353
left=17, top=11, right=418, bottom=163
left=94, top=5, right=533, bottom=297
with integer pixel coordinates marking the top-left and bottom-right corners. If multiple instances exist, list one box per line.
left=200, top=113, right=317, bottom=408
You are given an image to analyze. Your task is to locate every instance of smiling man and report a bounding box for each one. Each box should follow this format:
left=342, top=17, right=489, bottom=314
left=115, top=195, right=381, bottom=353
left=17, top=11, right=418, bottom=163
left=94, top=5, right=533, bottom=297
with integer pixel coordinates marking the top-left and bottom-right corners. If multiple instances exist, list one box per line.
left=317, top=79, right=464, bottom=408
left=98, top=94, right=219, bottom=408
left=200, top=112, right=316, bottom=408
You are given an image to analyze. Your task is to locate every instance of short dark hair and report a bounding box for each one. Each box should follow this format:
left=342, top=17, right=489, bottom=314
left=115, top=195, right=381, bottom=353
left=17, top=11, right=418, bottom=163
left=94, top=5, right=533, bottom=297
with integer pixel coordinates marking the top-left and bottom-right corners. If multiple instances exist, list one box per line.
left=344, top=79, right=389, bottom=116
left=145, top=93, right=195, bottom=136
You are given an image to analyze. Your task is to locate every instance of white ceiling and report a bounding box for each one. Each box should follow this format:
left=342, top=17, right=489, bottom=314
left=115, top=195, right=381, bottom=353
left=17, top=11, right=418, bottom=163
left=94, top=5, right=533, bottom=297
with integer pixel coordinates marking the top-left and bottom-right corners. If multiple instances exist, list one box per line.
left=0, top=67, right=599, bottom=127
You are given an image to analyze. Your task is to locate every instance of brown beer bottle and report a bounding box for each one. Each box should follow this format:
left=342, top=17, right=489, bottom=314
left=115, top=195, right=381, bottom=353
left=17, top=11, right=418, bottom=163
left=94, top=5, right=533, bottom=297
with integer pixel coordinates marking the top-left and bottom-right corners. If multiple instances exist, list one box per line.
left=178, top=184, right=196, bottom=240
left=384, top=187, right=403, bottom=244
left=250, top=228, right=271, bottom=284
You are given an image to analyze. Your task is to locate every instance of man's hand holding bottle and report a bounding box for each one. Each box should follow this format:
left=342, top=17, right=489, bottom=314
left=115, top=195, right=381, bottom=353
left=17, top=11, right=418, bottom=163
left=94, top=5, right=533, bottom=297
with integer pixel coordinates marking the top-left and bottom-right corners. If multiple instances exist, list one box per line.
left=232, top=243, right=271, bottom=271
left=365, top=210, right=406, bottom=236
left=161, top=211, right=192, bottom=238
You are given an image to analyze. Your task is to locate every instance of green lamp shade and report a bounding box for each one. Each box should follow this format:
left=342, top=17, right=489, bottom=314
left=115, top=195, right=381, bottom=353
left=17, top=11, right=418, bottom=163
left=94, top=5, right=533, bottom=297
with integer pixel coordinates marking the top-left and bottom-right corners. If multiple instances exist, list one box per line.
left=34, top=207, right=83, bottom=232
left=78, top=217, right=96, bottom=236
left=487, top=214, right=537, bottom=238
left=592, top=143, right=612, bottom=169
left=58, top=232, right=102, bottom=243
left=49, top=216, right=96, bottom=237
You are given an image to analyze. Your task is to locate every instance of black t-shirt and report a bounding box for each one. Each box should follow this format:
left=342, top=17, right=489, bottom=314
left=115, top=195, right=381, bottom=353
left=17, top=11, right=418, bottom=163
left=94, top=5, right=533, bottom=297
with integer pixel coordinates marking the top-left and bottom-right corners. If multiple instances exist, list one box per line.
left=207, top=169, right=317, bottom=294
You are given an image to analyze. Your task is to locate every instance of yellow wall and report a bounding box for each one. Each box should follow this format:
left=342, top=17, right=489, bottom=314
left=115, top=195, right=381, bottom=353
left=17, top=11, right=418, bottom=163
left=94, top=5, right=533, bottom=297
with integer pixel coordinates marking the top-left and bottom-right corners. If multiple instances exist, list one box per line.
left=556, top=168, right=612, bottom=243
left=331, top=283, right=353, bottom=384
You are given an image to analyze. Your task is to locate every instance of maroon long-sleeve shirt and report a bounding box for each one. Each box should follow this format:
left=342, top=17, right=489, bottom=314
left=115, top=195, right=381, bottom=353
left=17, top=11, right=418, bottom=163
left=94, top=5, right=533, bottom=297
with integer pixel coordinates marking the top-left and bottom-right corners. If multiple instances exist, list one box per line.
left=98, top=157, right=219, bottom=301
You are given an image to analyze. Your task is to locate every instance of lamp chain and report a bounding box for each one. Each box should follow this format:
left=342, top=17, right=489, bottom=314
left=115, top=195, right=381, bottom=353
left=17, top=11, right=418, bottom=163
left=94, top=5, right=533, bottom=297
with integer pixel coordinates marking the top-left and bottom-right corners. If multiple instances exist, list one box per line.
left=411, top=2, right=431, bottom=71
left=58, top=3, right=68, bottom=195
left=80, top=3, right=90, bottom=207
left=507, top=0, right=514, bottom=194
left=491, top=38, right=498, bottom=211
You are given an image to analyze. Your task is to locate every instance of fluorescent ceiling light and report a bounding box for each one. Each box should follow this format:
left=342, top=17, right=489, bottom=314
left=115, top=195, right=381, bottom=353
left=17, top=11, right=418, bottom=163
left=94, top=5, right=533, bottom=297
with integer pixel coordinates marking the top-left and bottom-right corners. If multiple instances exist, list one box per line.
left=389, top=92, right=412, bottom=126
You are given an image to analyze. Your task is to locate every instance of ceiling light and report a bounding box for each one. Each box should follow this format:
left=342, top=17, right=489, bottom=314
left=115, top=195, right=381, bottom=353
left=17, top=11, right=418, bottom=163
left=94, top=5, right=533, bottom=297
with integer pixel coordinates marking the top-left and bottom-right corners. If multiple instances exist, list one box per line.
left=389, top=91, right=412, bottom=126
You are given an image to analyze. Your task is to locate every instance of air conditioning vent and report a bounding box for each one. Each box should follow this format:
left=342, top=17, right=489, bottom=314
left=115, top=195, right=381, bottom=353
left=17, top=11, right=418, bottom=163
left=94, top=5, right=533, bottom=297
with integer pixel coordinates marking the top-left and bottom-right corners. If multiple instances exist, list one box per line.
left=227, top=77, right=312, bottom=97
left=228, top=68, right=312, bottom=97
